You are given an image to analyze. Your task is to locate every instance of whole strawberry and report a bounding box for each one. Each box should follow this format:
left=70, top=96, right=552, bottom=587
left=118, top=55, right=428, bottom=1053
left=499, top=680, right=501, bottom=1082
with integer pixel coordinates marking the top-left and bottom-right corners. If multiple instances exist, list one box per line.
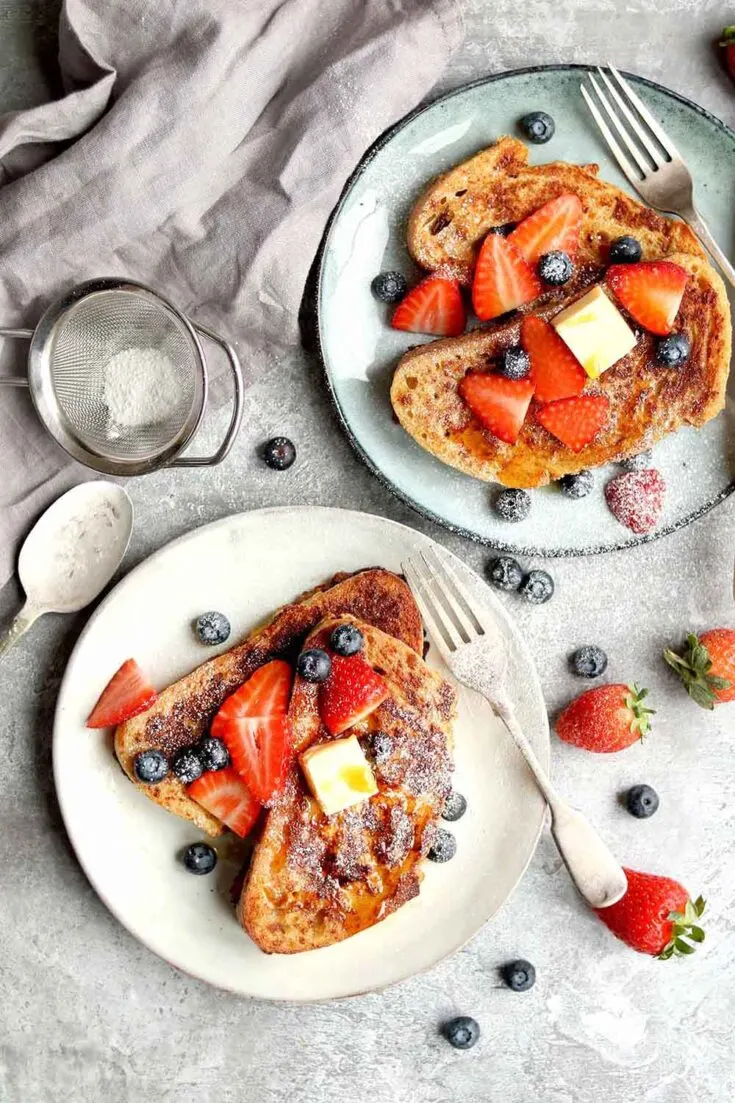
left=664, top=629, right=735, bottom=709
left=720, top=26, right=735, bottom=81
left=595, top=868, right=705, bottom=958
left=605, top=469, right=666, bottom=534
left=556, top=683, right=654, bottom=752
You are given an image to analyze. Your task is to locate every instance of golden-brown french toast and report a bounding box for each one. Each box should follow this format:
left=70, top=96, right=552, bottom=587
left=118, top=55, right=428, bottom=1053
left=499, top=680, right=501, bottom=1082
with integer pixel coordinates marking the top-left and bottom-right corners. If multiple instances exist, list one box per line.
left=407, top=135, right=705, bottom=281
left=393, top=137, right=732, bottom=486
left=391, top=252, right=731, bottom=488
left=114, top=570, right=423, bottom=835
left=240, top=615, right=457, bottom=953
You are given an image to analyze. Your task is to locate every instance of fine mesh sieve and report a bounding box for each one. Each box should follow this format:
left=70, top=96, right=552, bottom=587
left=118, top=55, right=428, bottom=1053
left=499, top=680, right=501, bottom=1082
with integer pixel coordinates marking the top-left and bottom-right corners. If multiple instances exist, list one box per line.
left=0, top=278, right=244, bottom=476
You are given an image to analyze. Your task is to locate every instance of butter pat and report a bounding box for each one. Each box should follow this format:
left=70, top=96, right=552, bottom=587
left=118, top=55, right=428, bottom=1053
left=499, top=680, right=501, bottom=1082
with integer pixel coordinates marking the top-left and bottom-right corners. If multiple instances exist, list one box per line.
left=552, top=285, right=637, bottom=379
left=300, top=734, right=378, bottom=816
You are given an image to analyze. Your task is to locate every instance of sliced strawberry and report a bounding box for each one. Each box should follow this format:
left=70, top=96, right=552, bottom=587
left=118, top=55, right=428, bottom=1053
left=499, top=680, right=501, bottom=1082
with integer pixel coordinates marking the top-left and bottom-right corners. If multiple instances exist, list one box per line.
left=458, top=373, right=535, bottom=445
left=536, top=394, right=610, bottom=452
left=521, top=315, right=587, bottom=402
left=319, top=653, right=389, bottom=736
left=87, top=659, right=158, bottom=728
left=472, top=234, right=542, bottom=321
left=509, top=194, right=583, bottom=264
left=211, top=659, right=293, bottom=805
left=391, top=277, right=466, bottom=337
left=607, top=262, right=688, bottom=336
left=187, top=768, right=261, bottom=838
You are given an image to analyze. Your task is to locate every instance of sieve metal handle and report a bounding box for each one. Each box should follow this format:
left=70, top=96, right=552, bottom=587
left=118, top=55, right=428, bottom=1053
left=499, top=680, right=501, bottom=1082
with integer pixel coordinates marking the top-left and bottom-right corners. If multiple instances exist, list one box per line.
left=170, top=322, right=244, bottom=468
left=0, top=328, right=33, bottom=386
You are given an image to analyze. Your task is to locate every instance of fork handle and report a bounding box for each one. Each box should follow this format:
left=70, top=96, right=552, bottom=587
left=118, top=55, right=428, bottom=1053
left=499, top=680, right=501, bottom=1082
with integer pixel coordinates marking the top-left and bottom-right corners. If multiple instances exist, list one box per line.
left=682, top=207, right=735, bottom=289
left=495, top=699, right=627, bottom=910
left=547, top=801, right=628, bottom=910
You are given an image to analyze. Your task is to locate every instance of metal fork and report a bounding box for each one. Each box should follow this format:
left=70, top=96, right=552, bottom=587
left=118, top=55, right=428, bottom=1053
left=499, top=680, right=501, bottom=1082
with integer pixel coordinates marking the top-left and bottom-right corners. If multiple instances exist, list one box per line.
left=402, top=547, right=627, bottom=910
left=582, top=66, right=735, bottom=288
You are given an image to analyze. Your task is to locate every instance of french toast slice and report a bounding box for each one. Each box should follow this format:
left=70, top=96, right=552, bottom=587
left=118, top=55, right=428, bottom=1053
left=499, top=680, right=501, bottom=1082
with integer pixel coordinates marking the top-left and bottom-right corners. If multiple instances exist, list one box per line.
left=391, top=252, right=731, bottom=488
left=114, top=570, right=423, bottom=835
left=240, top=615, right=457, bottom=953
left=407, top=135, right=706, bottom=281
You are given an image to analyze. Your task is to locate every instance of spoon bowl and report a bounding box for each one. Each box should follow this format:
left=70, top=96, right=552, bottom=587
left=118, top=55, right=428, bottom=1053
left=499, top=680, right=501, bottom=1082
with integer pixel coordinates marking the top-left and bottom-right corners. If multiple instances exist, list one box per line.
left=1, top=482, right=133, bottom=658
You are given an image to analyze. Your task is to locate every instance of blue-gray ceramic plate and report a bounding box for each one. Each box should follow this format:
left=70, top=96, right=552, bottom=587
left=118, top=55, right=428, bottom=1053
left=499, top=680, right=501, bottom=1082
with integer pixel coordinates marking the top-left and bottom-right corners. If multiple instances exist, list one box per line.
left=317, top=65, right=735, bottom=556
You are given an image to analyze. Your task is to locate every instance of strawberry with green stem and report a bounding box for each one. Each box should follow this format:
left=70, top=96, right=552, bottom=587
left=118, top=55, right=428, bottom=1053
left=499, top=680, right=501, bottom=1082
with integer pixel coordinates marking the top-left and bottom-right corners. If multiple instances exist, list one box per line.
left=664, top=629, right=735, bottom=709
left=556, top=683, right=654, bottom=752
left=595, top=868, right=706, bottom=959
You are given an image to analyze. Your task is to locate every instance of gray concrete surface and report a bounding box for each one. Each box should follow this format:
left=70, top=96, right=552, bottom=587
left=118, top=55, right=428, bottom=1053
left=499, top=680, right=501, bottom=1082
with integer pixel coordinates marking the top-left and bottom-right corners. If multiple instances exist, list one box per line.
left=1, top=2, right=734, bottom=1101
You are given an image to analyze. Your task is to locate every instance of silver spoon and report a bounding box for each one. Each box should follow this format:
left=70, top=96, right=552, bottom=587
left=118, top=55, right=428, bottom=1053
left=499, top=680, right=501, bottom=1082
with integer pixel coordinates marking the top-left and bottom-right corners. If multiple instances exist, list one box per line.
left=0, top=482, right=133, bottom=659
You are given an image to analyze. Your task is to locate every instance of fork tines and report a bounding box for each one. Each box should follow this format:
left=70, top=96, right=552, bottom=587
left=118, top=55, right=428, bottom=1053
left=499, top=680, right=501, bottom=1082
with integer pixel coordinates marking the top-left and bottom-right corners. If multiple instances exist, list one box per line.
left=581, top=65, right=682, bottom=187
left=402, top=547, right=487, bottom=655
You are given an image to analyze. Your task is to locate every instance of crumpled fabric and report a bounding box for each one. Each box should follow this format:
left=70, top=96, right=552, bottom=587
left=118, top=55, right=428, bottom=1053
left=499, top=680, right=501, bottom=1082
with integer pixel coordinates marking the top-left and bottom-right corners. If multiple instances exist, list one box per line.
left=0, top=0, right=463, bottom=588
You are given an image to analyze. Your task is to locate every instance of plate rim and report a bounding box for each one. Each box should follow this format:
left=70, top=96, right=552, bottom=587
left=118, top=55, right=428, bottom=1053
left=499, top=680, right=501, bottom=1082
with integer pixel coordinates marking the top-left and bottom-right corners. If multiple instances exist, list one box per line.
left=52, top=504, right=550, bottom=1001
left=315, top=63, right=735, bottom=559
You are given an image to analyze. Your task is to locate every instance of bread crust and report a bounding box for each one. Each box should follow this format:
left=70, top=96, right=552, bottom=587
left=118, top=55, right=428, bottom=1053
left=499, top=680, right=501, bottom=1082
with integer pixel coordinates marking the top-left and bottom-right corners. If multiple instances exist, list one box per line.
left=406, top=135, right=704, bottom=281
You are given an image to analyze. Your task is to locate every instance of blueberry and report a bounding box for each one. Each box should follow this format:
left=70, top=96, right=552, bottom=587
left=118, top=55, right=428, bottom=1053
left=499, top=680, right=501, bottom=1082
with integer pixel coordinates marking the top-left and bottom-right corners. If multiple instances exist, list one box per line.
left=501, top=959, right=536, bottom=992
left=330, top=623, right=364, bottom=656
left=519, top=569, right=554, bottom=605
left=655, top=333, right=691, bottom=368
left=428, top=827, right=457, bottom=863
left=367, top=731, right=393, bottom=764
left=494, top=488, right=531, bottom=523
left=519, top=111, right=555, bottom=144
left=560, top=470, right=594, bottom=499
left=172, top=746, right=204, bottom=785
left=197, top=736, right=230, bottom=772
left=133, top=749, right=168, bottom=784
left=538, top=250, right=573, bottom=286
left=442, top=790, right=467, bottom=822
left=625, top=783, right=659, bottom=819
left=609, top=235, right=642, bottom=264
left=498, top=345, right=530, bottom=380
left=620, top=449, right=653, bottom=471
left=492, top=223, right=516, bottom=237
left=297, top=648, right=332, bottom=683
left=569, top=644, right=608, bottom=678
left=195, top=611, right=231, bottom=646
left=263, top=436, right=296, bottom=470
left=371, top=270, right=408, bottom=304
left=183, top=842, right=218, bottom=875
left=487, top=556, right=524, bottom=592
left=443, top=1016, right=480, bottom=1050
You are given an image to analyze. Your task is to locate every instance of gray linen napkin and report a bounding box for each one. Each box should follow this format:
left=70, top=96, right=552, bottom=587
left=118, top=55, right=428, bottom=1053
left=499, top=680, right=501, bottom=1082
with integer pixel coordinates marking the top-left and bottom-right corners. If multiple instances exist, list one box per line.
left=0, top=0, right=463, bottom=589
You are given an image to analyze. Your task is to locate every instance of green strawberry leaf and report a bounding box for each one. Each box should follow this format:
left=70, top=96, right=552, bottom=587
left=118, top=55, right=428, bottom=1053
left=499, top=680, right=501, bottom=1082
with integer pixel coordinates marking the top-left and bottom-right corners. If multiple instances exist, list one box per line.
left=663, top=635, right=725, bottom=709
left=659, top=896, right=706, bottom=960
left=625, top=683, right=655, bottom=738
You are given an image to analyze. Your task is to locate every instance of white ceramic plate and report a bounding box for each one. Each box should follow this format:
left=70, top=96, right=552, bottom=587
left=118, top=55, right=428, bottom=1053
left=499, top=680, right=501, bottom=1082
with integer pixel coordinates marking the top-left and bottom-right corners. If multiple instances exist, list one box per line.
left=317, top=65, right=735, bottom=556
left=53, top=507, right=548, bottom=1001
